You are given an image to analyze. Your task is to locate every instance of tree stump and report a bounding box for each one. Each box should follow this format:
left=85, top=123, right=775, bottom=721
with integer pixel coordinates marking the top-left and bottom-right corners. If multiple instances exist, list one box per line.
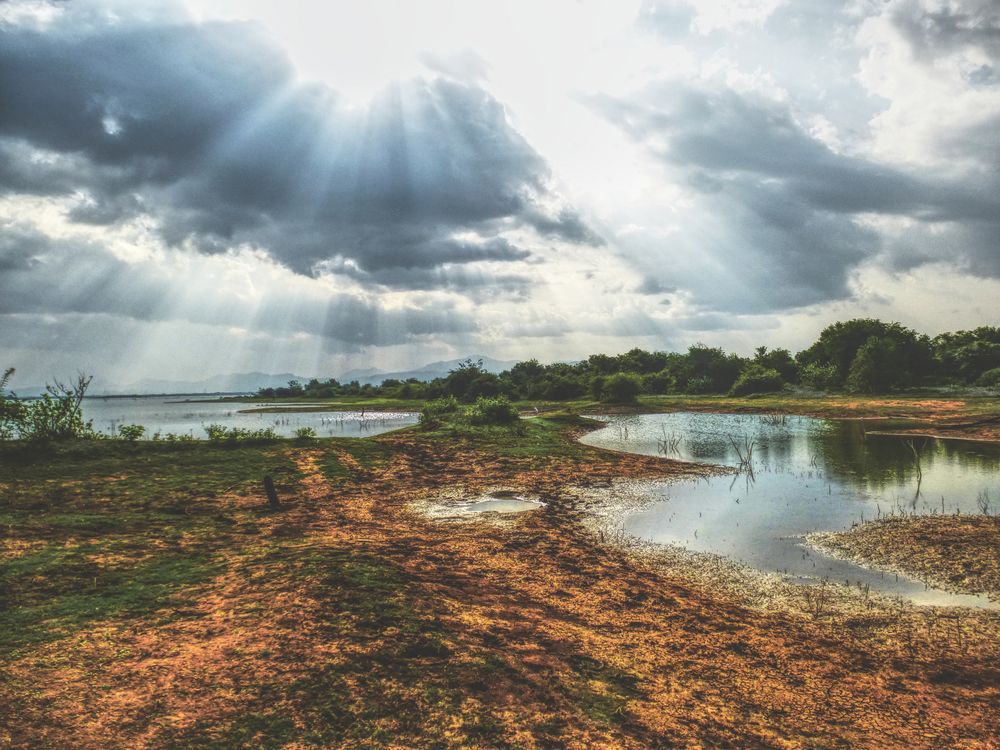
left=263, top=475, right=280, bottom=510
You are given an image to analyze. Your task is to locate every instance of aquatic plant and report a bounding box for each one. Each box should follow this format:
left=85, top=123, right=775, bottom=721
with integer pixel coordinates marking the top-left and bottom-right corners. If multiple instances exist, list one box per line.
left=727, top=434, right=756, bottom=476
left=657, top=425, right=681, bottom=455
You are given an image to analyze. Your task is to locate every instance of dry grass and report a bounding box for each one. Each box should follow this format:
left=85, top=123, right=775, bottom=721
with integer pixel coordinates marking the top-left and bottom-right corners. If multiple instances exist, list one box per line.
left=1, top=420, right=998, bottom=748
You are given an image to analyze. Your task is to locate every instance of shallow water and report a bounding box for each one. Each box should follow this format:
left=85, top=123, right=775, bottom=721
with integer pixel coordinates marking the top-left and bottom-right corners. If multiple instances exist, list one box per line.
left=465, top=497, right=545, bottom=514
left=580, top=413, right=1000, bottom=607
left=81, top=396, right=418, bottom=439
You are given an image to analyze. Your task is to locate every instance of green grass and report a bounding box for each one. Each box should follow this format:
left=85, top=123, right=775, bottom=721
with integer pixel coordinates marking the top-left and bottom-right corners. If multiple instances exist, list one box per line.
left=416, top=412, right=598, bottom=461
left=0, top=440, right=301, bottom=654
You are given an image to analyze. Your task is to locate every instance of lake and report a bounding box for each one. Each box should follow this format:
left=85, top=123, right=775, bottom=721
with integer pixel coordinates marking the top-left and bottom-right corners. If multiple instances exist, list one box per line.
left=579, top=412, right=1000, bottom=607
left=81, top=396, right=418, bottom=439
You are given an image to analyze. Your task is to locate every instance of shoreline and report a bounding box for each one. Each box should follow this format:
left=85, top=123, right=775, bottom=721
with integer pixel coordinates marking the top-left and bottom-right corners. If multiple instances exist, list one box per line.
left=807, top=516, right=1000, bottom=604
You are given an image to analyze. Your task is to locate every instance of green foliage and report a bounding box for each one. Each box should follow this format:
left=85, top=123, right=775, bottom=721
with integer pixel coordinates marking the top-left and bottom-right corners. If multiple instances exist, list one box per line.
left=204, top=424, right=279, bottom=443
left=975, top=367, right=1000, bottom=388
left=753, top=347, right=799, bottom=383
left=589, top=375, right=606, bottom=401
left=799, top=362, right=839, bottom=390
left=0, top=367, right=22, bottom=440
left=441, top=358, right=503, bottom=403
left=468, top=395, right=520, bottom=425
left=730, top=364, right=784, bottom=396
left=116, top=424, right=145, bottom=441
left=1, top=372, right=95, bottom=442
left=419, top=396, right=460, bottom=426
left=846, top=336, right=899, bottom=394
left=293, top=426, right=317, bottom=440
left=666, top=345, right=746, bottom=394
left=150, top=431, right=197, bottom=442
left=602, top=373, right=641, bottom=404
left=932, top=327, right=1000, bottom=384
left=797, top=318, right=933, bottom=387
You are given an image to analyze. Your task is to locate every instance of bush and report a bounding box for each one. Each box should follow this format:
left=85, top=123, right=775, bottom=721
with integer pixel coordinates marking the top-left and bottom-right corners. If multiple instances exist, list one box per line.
left=730, top=364, right=784, bottom=396
left=204, top=424, right=279, bottom=442
left=976, top=367, right=1000, bottom=388
left=601, top=373, right=641, bottom=404
left=799, top=362, right=839, bottom=390
left=468, top=395, right=520, bottom=425
left=419, top=396, right=460, bottom=426
left=293, top=426, right=317, bottom=439
left=589, top=375, right=606, bottom=401
left=846, top=336, right=899, bottom=394
left=116, top=424, right=145, bottom=441
left=2, top=372, right=95, bottom=442
left=151, top=431, right=196, bottom=442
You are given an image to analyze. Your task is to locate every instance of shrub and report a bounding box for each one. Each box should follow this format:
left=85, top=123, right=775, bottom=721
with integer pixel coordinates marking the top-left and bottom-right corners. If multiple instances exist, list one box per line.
left=293, top=426, right=317, bottom=439
left=5, top=372, right=96, bottom=442
left=799, top=362, right=839, bottom=390
left=589, top=375, right=606, bottom=401
left=846, top=336, right=899, bottom=393
left=151, top=431, right=196, bottom=442
left=419, top=395, right=460, bottom=426
left=601, top=373, right=641, bottom=404
left=204, top=424, right=279, bottom=442
left=730, top=364, right=784, bottom=396
left=116, top=424, right=145, bottom=441
left=468, top=395, right=520, bottom=425
left=976, top=367, right=1000, bottom=388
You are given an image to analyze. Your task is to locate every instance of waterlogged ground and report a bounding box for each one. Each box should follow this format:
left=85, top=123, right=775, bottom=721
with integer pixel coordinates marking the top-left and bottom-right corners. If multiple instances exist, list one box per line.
left=580, top=412, right=1000, bottom=607
left=81, top=396, right=418, bottom=439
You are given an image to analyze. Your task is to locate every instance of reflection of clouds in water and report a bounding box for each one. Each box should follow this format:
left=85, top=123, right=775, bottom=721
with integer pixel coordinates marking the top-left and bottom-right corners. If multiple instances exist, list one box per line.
left=581, top=412, right=1000, bottom=605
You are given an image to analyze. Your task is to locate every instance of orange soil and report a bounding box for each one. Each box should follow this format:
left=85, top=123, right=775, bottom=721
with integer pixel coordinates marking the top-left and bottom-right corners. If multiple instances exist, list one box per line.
left=3, top=431, right=999, bottom=749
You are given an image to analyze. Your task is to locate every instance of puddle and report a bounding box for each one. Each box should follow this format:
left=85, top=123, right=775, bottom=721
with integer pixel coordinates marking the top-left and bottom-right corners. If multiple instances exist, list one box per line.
left=423, top=492, right=545, bottom=518
left=465, top=497, right=545, bottom=514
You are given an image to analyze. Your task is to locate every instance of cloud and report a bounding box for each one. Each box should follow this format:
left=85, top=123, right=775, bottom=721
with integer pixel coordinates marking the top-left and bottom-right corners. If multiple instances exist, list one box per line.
left=0, top=224, right=477, bottom=346
left=589, top=80, right=1000, bottom=311
left=0, top=2, right=596, bottom=292
left=891, top=0, right=1000, bottom=60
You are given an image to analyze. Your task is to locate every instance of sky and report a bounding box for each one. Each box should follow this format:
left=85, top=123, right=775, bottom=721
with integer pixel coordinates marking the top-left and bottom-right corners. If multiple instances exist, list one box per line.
left=1, top=0, right=998, bottom=387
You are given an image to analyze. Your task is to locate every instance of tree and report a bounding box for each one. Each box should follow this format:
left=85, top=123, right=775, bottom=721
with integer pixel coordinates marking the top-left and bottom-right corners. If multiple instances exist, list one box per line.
left=753, top=346, right=798, bottom=383
left=730, top=364, right=784, bottom=396
left=798, top=319, right=933, bottom=387
left=846, top=336, right=898, bottom=393
left=602, top=373, right=641, bottom=404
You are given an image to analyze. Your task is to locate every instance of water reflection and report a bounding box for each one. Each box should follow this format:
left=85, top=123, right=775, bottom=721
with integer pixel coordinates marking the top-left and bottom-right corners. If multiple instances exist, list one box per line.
left=82, top=396, right=419, bottom=439
left=580, top=413, right=999, bottom=607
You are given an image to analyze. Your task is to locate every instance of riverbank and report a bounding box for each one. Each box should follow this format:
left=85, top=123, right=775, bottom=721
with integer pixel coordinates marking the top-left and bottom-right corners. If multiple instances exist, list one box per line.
left=223, top=392, right=1000, bottom=443
left=2, top=415, right=998, bottom=748
left=809, top=515, right=1000, bottom=601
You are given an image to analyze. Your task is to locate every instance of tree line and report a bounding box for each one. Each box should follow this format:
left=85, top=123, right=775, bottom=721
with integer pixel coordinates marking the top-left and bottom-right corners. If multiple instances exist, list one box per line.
left=255, top=319, right=1000, bottom=403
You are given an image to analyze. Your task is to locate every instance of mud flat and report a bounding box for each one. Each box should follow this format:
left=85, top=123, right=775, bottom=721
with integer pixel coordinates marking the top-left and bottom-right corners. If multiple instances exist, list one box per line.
left=808, top=515, right=1000, bottom=602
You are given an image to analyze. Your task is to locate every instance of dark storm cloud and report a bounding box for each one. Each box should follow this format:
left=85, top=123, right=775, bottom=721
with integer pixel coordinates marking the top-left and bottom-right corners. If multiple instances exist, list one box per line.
left=891, top=0, right=1000, bottom=60
left=590, top=83, right=1000, bottom=310
left=0, top=5, right=596, bottom=291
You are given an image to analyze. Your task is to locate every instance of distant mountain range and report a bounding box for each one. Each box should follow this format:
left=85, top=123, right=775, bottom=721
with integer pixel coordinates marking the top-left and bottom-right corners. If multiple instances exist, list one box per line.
left=67, top=355, right=519, bottom=396
left=341, top=355, right=516, bottom=386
